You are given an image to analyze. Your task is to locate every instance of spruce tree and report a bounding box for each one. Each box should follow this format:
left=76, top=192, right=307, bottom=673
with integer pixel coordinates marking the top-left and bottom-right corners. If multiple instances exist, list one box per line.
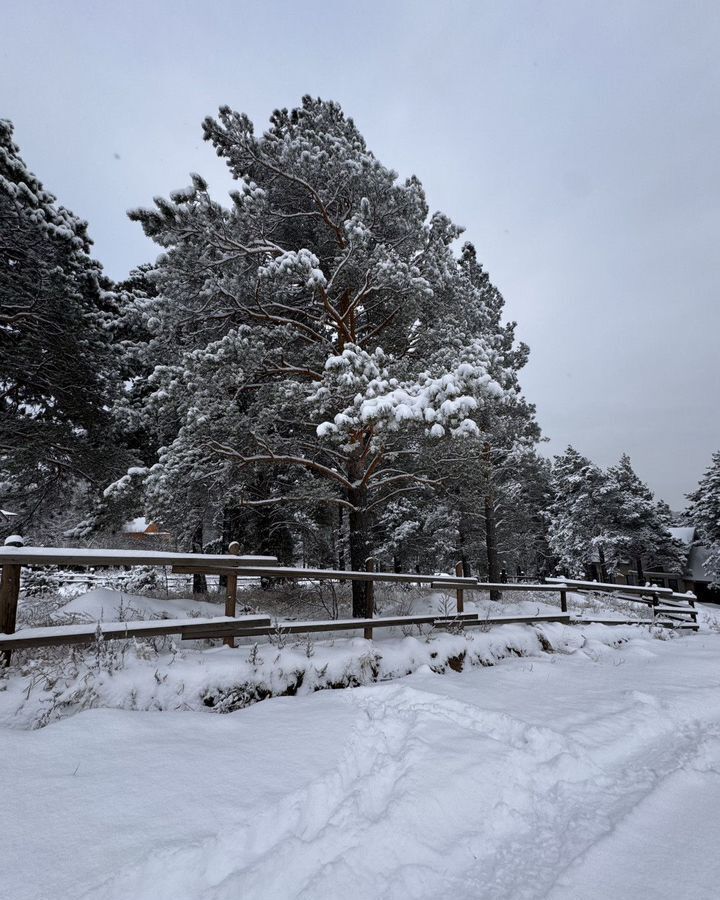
left=0, top=120, right=123, bottom=537
left=687, top=450, right=720, bottom=582
left=546, top=447, right=612, bottom=578
left=604, top=454, right=684, bottom=580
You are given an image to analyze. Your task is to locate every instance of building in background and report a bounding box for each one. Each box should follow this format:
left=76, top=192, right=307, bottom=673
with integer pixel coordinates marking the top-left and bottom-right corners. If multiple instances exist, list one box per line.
left=120, top=517, right=173, bottom=549
left=638, top=526, right=719, bottom=601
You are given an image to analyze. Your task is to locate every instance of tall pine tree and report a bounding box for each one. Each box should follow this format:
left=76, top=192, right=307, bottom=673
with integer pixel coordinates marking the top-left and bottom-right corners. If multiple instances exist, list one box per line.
left=118, top=98, right=531, bottom=613
left=0, top=120, right=123, bottom=538
left=604, top=454, right=684, bottom=581
left=546, top=446, right=613, bottom=579
left=687, top=450, right=720, bottom=583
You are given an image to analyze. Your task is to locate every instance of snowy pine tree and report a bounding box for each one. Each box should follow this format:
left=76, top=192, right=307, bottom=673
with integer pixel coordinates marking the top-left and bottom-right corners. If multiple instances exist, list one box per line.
left=603, top=454, right=685, bottom=581
left=118, top=97, right=529, bottom=613
left=0, top=119, right=125, bottom=538
left=687, top=450, right=720, bottom=583
left=546, top=447, right=613, bottom=579
left=547, top=449, right=684, bottom=581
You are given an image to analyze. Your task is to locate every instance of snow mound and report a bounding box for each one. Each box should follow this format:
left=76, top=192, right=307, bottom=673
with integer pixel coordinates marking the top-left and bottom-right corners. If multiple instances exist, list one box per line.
left=53, top=587, right=223, bottom=623
left=3, top=621, right=653, bottom=730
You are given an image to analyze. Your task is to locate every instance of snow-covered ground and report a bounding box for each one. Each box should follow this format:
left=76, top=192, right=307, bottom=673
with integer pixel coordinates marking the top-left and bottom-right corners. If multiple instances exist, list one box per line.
left=2, top=593, right=720, bottom=898
left=3, top=584, right=719, bottom=898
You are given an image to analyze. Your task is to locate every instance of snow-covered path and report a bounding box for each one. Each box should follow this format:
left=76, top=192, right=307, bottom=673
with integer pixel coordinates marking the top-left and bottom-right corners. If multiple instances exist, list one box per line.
left=5, top=631, right=720, bottom=899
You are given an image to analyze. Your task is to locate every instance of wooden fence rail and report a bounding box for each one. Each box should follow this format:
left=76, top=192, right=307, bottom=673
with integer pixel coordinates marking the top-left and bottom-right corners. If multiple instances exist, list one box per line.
left=546, top=577, right=698, bottom=628
left=0, top=546, right=699, bottom=662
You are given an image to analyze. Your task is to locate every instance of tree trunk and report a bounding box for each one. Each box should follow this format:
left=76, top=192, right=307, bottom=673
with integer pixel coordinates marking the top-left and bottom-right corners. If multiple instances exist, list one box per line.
left=597, top=545, right=608, bottom=583
left=484, top=491, right=501, bottom=601
left=348, top=502, right=368, bottom=616
left=459, top=515, right=471, bottom=577
left=347, top=452, right=370, bottom=617
left=191, top=521, right=207, bottom=596
left=219, top=505, right=237, bottom=590
left=337, top=507, right=345, bottom=571
left=636, top=556, right=645, bottom=585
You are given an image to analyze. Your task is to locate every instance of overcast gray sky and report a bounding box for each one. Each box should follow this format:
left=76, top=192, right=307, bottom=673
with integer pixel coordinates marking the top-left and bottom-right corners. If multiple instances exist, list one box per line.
left=3, top=0, right=718, bottom=507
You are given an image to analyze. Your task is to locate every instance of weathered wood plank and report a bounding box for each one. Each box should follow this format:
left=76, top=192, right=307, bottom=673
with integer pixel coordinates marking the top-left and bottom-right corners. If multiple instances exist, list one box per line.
left=455, top=561, right=465, bottom=614
left=364, top=558, right=375, bottom=640
left=180, top=612, right=481, bottom=640
left=454, top=613, right=572, bottom=628
left=224, top=542, right=240, bottom=648
left=0, top=563, right=21, bottom=665
left=0, top=615, right=273, bottom=649
left=175, top=565, right=479, bottom=587
left=611, top=594, right=656, bottom=607
left=0, top=547, right=279, bottom=569
left=546, top=577, right=672, bottom=597
left=459, top=582, right=569, bottom=593
left=181, top=612, right=576, bottom=640
left=653, top=606, right=697, bottom=616
left=573, top=617, right=697, bottom=629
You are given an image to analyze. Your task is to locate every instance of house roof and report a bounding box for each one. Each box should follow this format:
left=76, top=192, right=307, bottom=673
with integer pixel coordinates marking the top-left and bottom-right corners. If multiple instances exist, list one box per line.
left=666, top=526, right=713, bottom=583
left=669, top=526, right=696, bottom=546
left=687, top=544, right=713, bottom=583
left=122, top=517, right=150, bottom=534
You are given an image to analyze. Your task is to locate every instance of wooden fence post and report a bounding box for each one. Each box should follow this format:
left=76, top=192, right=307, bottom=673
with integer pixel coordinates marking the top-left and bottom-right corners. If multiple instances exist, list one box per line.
left=455, top=560, right=465, bottom=614
left=1, top=564, right=21, bottom=667
left=560, top=588, right=568, bottom=613
left=651, top=588, right=660, bottom=621
left=364, top=557, right=375, bottom=641
left=224, top=542, right=240, bottom=648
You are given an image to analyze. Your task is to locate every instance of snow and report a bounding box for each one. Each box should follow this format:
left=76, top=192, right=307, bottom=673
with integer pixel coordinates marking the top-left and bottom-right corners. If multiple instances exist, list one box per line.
left=52, top=586, right=225, bottom=622
left=53, top=588, right=224, bottom=622
left=122, top=516, right=149, bottom=533
left=549, top=766, right=720, bottom=899
left=669, top=525, right=696, bottom=546
left=3, top=581, right=720, bottom=897
left=3, top=627, right=720, bottom=898
left=1, top=615, right=247, bottom=641
left=313, top=343, right=502, bottom=440
left=0, top=546, right=278, bottom=566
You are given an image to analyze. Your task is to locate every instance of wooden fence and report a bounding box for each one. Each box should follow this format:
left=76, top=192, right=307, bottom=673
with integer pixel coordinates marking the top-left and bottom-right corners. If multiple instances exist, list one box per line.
left=0, top=546, right=699, bottom=663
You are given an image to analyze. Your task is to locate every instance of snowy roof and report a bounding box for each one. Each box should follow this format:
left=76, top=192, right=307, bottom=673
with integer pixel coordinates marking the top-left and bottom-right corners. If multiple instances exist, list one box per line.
left=665, top=527, right=714, bottom=582
left=123, top=517, right=150, bottom=534
left=0, top=509, right=18, bottom=522
left=0, top=547, right=279, bottom=568
left=669, top=526, right=695, bottom=546
left=687, top=545, right=713, bottom=583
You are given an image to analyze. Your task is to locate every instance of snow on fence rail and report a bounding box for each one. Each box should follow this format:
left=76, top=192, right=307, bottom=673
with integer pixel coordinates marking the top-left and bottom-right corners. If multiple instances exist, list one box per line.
left=0, top=547, right=699, bottom=664
left=0, top=547, right=279, bottom=568
left=546, top=576, right=698, bottom=629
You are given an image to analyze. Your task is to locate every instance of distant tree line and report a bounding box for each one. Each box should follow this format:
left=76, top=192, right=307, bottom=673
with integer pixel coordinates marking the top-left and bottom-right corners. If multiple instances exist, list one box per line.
left=2, top=101, right=717, bottom=604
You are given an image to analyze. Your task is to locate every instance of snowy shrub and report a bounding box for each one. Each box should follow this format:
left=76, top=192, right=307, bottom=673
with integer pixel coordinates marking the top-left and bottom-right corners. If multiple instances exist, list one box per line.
left=20, top=567, right=60, bottom=599
left=125, top=566, right=166, bottom=596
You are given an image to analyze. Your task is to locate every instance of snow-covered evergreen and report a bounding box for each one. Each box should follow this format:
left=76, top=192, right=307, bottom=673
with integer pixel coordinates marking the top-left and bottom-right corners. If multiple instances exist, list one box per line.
left=546, top=447, right=612, bottom=578
left=113, top=98, right=537, bottom=608
left=604, top=454, right=685, bottom=579
left=687, top=450, right=720, bottom=583
left=547, top=448, right=685, bottom=580
left=0, top=120, right=126, bottom=539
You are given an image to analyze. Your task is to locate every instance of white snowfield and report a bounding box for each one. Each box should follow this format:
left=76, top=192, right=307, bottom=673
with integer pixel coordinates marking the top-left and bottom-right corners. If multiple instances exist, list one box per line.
left=4, top=626, right=720, bottom=899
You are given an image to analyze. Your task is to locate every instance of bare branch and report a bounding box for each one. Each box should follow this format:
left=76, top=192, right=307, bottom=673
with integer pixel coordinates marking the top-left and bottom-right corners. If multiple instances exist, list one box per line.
left=206, top=440, right=353, bottom=490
